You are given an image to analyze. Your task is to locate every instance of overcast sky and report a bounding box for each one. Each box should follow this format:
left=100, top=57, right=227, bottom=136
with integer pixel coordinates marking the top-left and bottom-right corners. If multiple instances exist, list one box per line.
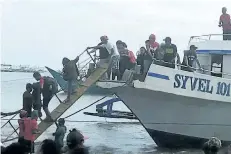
left=1, top=0, right=230, bottom=69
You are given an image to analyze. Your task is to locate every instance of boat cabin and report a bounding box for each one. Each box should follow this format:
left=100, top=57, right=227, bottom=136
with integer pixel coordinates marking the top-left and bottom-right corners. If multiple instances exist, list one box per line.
left=188, top=34, right=231, bottom=79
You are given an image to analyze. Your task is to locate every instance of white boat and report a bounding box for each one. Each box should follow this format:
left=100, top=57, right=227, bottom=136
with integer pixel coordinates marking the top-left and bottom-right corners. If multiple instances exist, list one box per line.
left=94, top=34, right=231, bottom=148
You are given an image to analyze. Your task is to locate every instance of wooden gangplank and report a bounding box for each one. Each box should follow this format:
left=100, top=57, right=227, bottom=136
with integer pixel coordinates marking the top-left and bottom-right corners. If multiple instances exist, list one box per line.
left=35, top=63, right=108, bottom=140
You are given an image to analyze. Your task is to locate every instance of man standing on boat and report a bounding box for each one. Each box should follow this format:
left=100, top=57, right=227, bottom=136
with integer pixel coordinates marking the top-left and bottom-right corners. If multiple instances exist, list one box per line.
left=33, top=72, right=58, bottom=121
left=219, top=7, right=231, bottom=40
left=161, top=37, right=178, bottom=68
left=87, top=35, right=115, bottom=80
left=181, top=45, right=201, bottom=72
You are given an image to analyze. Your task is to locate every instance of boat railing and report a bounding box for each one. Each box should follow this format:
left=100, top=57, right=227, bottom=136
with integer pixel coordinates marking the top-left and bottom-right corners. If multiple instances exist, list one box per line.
left=151, top=57, right=231, bottom=77
left=188, top=33, right=231, bottom=44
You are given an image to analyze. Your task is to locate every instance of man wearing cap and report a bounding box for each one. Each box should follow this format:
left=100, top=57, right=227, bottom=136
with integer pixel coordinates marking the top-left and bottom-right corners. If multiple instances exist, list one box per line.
left=161, top=37, right=178, bottom=68
left=88, top=36, right=115, bottom=80
left=219, top=7, right=231, bottom=40
left=182, top=45, right=201, bottom=72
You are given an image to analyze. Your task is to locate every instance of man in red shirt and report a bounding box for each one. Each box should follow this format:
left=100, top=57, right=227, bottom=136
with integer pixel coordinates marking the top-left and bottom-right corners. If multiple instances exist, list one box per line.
left=219, top=7, right=231, bottom=40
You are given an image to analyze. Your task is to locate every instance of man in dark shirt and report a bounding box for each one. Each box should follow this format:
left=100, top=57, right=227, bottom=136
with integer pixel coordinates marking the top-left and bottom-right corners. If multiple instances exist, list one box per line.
left=32, top=82, right=43, bottom=118
left=62, top=56, right=79, bottom=103
left=22, top=83, right=33, bottom=117
left=33, top=72, right=58, bottom=121
left=162, top=37, right=177, bottom=68
left=182, top=45, right=201, bottom=72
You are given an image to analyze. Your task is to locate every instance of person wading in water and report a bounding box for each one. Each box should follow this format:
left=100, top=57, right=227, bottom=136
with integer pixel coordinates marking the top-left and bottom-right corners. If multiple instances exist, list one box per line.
left=62, top=55, right=79, bottom=103
left=22, top=83, right=33, bottom=117
left=33, top=72, right=58, bottom=121
left=52, top=118, right=67, bottom=153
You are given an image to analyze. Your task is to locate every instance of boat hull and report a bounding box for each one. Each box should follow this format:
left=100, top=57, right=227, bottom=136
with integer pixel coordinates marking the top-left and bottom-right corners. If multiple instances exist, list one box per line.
left=109, top=86, right=231, bottom=148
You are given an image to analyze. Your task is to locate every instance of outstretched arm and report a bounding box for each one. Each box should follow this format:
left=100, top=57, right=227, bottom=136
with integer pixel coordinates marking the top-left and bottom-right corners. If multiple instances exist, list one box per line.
left=73, top=56, right=79, bottom=64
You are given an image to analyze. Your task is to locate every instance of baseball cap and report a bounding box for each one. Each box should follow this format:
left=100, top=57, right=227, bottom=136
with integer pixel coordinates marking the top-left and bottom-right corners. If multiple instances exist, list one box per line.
left=190, top=45, right=198, bottom=49
left=163, top=37, right=171, bottom=41
left=100, top=35, right=108, bottom=41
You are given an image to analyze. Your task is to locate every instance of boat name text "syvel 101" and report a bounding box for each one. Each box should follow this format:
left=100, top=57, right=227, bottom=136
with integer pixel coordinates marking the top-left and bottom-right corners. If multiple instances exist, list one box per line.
left=173, top=74, right=230, bottom=97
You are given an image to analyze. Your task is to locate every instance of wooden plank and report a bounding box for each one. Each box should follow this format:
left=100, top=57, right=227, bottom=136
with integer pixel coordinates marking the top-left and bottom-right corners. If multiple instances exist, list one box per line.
left=35, top=63, right=109, bottom=140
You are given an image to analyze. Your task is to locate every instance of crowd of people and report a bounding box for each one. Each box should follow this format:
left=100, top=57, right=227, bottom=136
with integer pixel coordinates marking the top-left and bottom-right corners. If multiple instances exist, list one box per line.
left=22, top=72, right=58, bottom=122
left=1, top=6, right=230, bottom=154
left=1, top=110, right=88, bottom=154
left=85, top=33, right=201, bottom=82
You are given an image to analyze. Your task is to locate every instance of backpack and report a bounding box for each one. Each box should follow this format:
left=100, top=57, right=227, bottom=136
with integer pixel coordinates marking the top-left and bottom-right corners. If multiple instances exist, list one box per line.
left=44, top=76, right=59, bottom=94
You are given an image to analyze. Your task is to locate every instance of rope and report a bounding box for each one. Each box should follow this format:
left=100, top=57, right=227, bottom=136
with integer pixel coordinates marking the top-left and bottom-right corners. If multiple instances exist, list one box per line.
left=1, top=119, right=139, bottom=123
left=63, top=96, right=108, bottom=119
left=1, top=137, right=19, bottom=143
left=1, top=110, right=21, bottom=117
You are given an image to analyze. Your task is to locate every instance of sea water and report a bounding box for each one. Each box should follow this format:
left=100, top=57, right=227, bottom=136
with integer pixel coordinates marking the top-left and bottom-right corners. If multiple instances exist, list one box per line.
left=0, top=72, right=211, bottom=153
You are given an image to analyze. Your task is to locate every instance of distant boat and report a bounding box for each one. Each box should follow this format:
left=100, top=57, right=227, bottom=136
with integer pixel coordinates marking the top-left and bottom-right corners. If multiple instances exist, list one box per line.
left=1, top=64, right=13, bottom=72
left=1, top=64, right=46, bottom=73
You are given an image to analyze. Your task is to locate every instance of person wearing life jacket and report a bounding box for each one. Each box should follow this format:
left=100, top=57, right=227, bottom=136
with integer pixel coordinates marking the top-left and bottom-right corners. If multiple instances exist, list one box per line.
left=88, top=35, right=115, bottom=80
left=219, top=7, right=231, bottom=40
left=161, top=37, right=178, bottom=68
left=116, top=40, right=130, bottom=80
left=23, top=110, right=40, bottom=153
left=62, top=56, right=80, bottom=103
left=65, top=128, right=89, bottom=154
left=53, top=118, right=67, bottom=153
left=18, top=110, right=28, bottom=147
left=33, top=72, right=58, bottom=121
left=181, top=45, right=201, bottom=72
left=22, top=83, right=33, bottom=117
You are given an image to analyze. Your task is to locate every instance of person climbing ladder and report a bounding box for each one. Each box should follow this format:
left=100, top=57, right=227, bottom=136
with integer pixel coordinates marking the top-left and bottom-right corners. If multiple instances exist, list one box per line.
left=33, top=72, right=58, bottom=121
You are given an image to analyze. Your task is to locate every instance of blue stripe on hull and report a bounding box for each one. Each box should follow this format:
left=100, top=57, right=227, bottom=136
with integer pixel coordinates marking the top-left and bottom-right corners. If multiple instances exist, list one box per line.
left=147, top=72, right=170, bottom=80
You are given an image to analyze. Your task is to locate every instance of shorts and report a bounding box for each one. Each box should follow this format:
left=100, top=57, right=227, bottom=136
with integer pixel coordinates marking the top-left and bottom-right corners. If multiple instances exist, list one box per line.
left=18, top=137, right=34, bottom=153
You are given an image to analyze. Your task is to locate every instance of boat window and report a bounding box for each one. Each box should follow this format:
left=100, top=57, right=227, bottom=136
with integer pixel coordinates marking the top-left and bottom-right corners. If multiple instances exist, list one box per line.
left=211, top=54, right=223, bottom=77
